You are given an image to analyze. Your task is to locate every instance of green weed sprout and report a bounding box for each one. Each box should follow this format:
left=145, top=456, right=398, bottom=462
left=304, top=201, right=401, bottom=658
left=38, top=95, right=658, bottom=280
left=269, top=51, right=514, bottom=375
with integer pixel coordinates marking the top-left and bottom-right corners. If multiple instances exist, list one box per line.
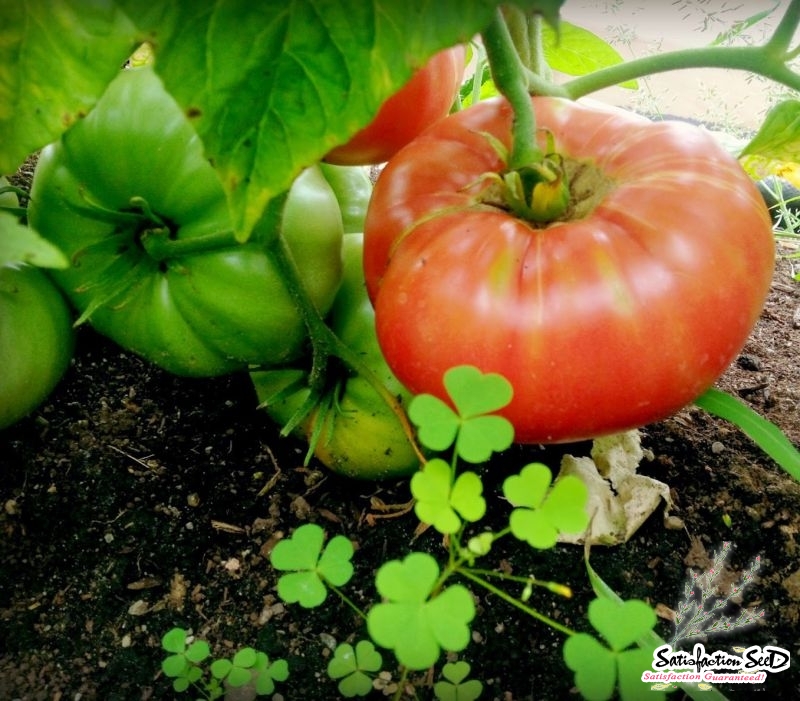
left=433, top=661, right=483, bottom=701
left=504, top=462, right=589, bottom=549
left=160, top=627, right=288, bottom=699
left=563, top=599, right=662, bottom=701
left=270, top=522, right=354, bottom=607
left=268, top=365, right=663, bottom=700
left=328, top=640, right=383, bottom=697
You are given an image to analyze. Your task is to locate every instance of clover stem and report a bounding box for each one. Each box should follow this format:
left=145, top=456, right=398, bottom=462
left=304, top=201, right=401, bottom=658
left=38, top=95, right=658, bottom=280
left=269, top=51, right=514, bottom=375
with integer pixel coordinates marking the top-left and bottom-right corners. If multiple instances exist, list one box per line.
left=458, top=568, right=577, bottom=637
left=325, top=581, right=367, bottom=621
left=482, top=9, right=542, bottom=169
left=466, top=568, right=573, bottom=598
left=390, top=667, right=410, bottom=701
left=269, top=228, right=426, bottom=465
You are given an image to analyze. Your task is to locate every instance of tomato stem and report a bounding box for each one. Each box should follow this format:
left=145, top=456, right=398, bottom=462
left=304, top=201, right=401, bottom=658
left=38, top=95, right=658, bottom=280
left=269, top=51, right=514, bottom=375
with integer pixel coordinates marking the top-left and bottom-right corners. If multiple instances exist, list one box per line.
left=269, top=226, right=426, bottom=465
left=138, top=227, right=240, bottom=262
left=481, top=9, right=541, bottom=169
left=563, top=0, right=800, bottom=100
left=764, top=0, right=800, bottom=57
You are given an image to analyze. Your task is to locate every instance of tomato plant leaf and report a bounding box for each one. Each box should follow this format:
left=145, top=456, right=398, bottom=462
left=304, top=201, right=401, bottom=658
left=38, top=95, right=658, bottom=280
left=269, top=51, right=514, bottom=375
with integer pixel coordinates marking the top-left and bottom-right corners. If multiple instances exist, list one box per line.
left=739, top=99, right=800, bottom=163
left=543, top=21, right=637, bottom=89
left=1, top=214, right=69, bottom=269
left=695, top=388, right=800, bottom=482
left=0, top=1, right=139, bottom=173
left=367, top=553, right=476, bottom=670
left=114, top=1, right=505, bottom=241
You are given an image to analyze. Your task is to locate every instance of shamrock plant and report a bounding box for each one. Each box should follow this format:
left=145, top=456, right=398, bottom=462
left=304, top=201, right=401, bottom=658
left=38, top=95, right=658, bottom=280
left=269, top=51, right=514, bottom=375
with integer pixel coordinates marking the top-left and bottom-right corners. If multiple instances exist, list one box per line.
left=264, top=365, right=667, bottom=700
left=433, top=661, right=484, bottom=701
left=160, top=627, right=289, bottom=700
left=270, top=522, right=354, bottom=608
left=563, top=599, right=662, bottom=701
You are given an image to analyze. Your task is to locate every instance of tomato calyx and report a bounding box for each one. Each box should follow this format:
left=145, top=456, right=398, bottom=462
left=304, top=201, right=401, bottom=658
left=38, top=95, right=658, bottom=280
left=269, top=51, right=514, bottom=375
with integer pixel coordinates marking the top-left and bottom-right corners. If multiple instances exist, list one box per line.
left=502, top=156, right=569, bottom=223
left=477, top=155, right=614, bottom=227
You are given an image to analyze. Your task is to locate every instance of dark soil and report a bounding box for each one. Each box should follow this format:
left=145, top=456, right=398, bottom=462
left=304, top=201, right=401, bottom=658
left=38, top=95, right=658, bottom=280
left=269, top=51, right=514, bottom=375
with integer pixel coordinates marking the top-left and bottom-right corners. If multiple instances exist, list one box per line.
left=1, top=240, right=799, bottom=701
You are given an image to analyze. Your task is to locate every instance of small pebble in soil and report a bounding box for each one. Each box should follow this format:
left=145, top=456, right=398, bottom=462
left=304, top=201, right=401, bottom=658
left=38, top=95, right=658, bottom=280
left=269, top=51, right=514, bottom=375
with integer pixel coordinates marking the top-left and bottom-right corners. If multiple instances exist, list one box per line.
left=711, top=441, right=725, bottom=454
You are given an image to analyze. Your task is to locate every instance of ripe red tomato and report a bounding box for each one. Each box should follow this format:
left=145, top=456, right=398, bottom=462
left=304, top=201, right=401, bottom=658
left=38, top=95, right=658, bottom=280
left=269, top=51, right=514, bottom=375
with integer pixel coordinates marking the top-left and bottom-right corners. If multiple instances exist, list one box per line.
left=364, top=97, right=775, bottom=444
left=324, top=46, right=465, bottom=166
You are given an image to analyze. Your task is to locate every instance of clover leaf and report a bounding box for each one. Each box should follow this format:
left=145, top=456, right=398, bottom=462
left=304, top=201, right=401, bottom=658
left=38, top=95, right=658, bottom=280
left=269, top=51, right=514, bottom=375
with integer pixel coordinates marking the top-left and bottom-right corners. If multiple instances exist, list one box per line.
left=367, top=552, right=476, bottom=670
left=270, top=523, right=354, bottom=608
left=411, top=459, right=486, bottom=534
left=408, top=365, right=514, bottom=463
left=250, top=652, right=289, bottom=695
left=161, top=627, right=210, bottom=693
left=503, top=463, right=589, bottom=549
left=210, top=647, right=286, bottom=690
left=210, top=647, right=259, bottom=687
left=563, top=599, right=662, bottom=701
left=433, top=661, right=483, bottom=701
left=328, top=640, right=383, bottom=697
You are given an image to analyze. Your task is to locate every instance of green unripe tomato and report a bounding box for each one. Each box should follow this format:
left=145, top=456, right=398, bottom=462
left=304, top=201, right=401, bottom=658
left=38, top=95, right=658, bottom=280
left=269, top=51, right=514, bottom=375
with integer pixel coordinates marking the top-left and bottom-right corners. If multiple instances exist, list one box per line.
left=319, top=163, right=373, bottom=234
left=1, top=179, right=75, bottom=428
left=252, top=235, right=419, bottom=480
left=28, top=66, right=344, bottom=377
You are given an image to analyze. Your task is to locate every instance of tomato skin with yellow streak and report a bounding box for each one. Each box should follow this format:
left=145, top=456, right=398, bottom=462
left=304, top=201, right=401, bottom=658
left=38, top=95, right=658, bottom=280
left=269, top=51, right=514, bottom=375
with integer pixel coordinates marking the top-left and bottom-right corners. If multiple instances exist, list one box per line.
left=364, top=97, right=775, bottom=444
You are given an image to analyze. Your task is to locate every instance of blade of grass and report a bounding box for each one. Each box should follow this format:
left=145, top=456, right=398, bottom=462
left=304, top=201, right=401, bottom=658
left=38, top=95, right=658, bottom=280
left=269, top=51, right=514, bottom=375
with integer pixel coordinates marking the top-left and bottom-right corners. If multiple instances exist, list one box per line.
left=694, top=388, right=800, bottom=482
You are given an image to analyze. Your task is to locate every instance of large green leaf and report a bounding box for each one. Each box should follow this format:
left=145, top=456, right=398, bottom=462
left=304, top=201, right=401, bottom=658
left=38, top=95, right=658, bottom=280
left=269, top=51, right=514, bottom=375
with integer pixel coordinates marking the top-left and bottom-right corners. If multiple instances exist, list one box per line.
left=739, top=99, right=800, bottom=162
left=117, top=0, right=504, bottom=240
left=543, top=21, right=636, bottom=89
left=0, top=1, right=139, bottom=173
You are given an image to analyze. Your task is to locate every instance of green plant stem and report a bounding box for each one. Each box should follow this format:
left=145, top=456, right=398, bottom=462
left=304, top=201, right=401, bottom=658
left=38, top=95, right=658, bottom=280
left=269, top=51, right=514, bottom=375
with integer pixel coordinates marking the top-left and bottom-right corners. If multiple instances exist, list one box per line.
left=391, top=666, right=411, bottom=701
left=501, top=6, right=531, bottom=69
left=529, top=15, right=552, bottom=82
left=481, top=8, right=541, bottom=169
left=327, top=582, right=368, bottom=621
left=139, top=227, right=240, bottom=262
left=458, top=568, right=577, bottom=637
left=764, top=0, right=800, bottom=56
left=563, top=43, right=800, bottom=99
left=268, top=227, right=426, bottom=464
left=466, top=567, right=572, bottom=597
